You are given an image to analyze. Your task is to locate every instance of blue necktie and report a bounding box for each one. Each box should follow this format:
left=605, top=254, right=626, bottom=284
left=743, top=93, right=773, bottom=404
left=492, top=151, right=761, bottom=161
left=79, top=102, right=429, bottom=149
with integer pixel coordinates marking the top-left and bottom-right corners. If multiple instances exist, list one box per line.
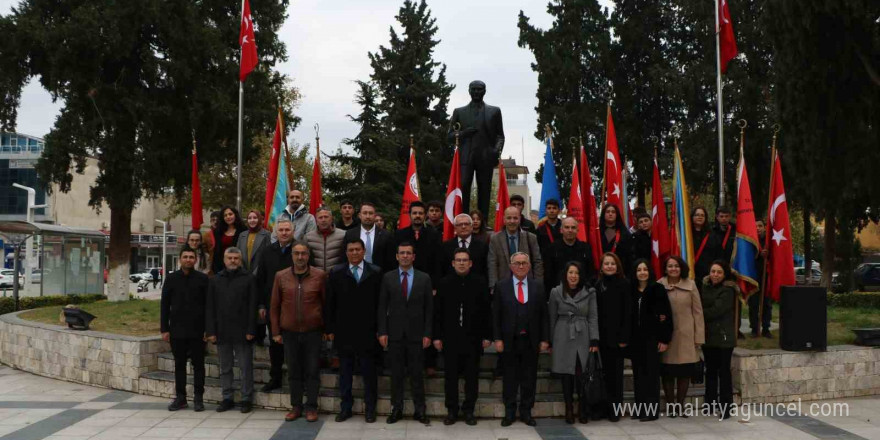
left=509, top=235, right=517, bottom=257
left=365, top=231, right=373, bottom=263
left=352, top=266, right=360, bottom=283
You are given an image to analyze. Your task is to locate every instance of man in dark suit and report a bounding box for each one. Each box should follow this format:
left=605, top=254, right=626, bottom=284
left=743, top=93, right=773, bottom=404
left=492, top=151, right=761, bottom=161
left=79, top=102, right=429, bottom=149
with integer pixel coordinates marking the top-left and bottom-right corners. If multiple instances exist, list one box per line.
left=488, top=206, right=543, bottom=289
left=448, top=80, right=505, bottom=218
left=325, top=239, right=382, bottom=423
left=343, top=202, right=393, bottom=272
left=441, top=213, right=489, bottom=280
left=433, top=248, right=491, bottom=426
left=492, top=252, right=550, bottom=427
left=377, top=242, right=433, bottom=424
left=544, top=217, right=595, bottom=289
left=632, top=210, right=653, bottom=264
left=255, top=218, right=293, bottom=392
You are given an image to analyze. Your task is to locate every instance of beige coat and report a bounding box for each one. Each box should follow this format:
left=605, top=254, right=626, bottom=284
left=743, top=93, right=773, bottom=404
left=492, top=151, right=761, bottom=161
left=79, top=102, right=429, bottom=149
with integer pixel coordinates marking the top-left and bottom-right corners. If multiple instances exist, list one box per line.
left=659, top=277, right=705, bottom=365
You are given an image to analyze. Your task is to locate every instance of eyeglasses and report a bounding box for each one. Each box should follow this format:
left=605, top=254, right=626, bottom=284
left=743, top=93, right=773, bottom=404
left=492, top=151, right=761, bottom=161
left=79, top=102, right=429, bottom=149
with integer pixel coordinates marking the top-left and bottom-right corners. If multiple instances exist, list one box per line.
left=454, top=223, right=471, bottom=227
left=511, top=261, right=529, bottom=267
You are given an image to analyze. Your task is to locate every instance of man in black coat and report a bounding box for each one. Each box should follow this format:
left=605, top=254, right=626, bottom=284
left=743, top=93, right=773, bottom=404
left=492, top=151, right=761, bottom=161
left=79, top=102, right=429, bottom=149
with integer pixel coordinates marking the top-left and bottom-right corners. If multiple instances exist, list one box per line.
left=255, top=218, right=294, bottom=392
left=394, top=201, right=441, bottom=285
left=433, top=248, right=492, bottom=426
left=536, top=199, right=562, bottom=254
left=493, top=252, right=550, bottom=427
left=510, top=195, right=536, bottom=234
left=377, top=242, right=433, bottom=425
left=206, top=247, right=259, bottom=413
left=713, top=206, right=737, bottom=263
left=632, top=211, right=653, bottom=264
left=544, top=217, right=595, bottom=289
left=325, top=239, right=382, bottom=423
left=160, top=248, right=210, bottom=412
left=441, top=213, right=489, bottom=280
left=343, top=202, right=393, bottom=272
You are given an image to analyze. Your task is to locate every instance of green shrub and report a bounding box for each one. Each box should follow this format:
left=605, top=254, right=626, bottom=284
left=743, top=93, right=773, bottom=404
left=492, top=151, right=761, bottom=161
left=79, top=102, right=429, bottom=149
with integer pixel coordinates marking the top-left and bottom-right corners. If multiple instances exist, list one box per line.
left=827, top=292, right=880, bottom=308
left=0, top=294, right=105, bottom=315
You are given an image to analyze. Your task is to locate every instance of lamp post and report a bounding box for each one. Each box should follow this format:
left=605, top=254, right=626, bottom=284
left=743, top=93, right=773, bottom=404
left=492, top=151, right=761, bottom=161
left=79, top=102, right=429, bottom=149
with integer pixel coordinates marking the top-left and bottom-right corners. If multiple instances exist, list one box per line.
left=12, top=183, right=47, bottom=296
left=155, top=220, right=167, bottom=287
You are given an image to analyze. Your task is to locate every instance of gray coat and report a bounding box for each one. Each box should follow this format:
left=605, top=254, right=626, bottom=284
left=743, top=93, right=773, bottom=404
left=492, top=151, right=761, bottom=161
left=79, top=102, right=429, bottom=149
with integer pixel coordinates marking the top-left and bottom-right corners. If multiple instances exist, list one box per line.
left=548, top=285, right=599, bottom=375
left=236, top=229, right=271, bottom=276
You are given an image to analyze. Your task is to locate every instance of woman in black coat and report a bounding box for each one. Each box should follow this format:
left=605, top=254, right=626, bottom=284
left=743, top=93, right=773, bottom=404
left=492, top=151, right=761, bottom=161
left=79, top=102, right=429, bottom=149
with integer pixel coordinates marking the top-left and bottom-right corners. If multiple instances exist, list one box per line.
left=628, top=259, right=673, bottom=421
left=600, top=204, right=634, bottom=272
left=594, top=252, right=632, bottom=422
left=212, top=206, right=247, bottom=274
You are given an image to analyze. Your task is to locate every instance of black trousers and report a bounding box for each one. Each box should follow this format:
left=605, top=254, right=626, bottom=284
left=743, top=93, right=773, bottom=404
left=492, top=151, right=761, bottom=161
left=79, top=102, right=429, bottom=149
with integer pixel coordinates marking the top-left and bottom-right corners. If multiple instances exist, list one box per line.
left=338, top=351, right=377, bottom=414
left=260, top=323, right=285, bottom=383
left=502, top=335, right=538, bottom=416
left=442, top=346, right=480, bottom=415
left=171, top=338, right=205, bottom=399
left=282, top=331, right=322, bottom=411
left=461, top=160, right=495, bottom=222
left=388, top=340, right=426, bottom=412
left=748, top=293, right=772, bottom=333
left=560, top=357, right=585, bottom=406
left=600, top=345, right=625, bottom=417
left=631, top=340, right=661, bottom=417
left=703, top=346, right=734, bottom=407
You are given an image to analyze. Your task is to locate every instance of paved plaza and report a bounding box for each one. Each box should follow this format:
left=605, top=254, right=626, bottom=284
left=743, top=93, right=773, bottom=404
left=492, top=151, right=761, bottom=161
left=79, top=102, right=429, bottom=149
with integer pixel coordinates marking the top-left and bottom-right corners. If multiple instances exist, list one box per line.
left=0, top=366, right=879, bottom=440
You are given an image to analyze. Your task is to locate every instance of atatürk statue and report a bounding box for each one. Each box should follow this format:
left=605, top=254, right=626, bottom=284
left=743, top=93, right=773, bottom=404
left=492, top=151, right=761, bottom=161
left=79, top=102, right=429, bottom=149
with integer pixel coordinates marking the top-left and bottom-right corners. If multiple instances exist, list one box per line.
left=448, top=80, right=505, bottom=218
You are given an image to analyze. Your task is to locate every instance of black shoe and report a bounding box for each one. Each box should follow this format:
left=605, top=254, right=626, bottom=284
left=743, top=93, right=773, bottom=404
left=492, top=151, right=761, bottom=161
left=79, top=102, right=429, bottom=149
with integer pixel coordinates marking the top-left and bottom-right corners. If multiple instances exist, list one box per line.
left=386, top=409, right=403, bottom=424
left=763, top=331, right=773, bottom=339
left=413, top=411, right=429, bottom=425
left=737, top=331, right=746, bottom=340
left=608, top=414, right=620, bottom=422
left=640, top=415, right=659, bottom=422
left=443, top=413, right=456, bottom=425
left=193, top=396, right=204, bottom=412
left=365, top=410, right=377, bottom=423
left=750, top=330, right=759, bottom=338
left=520, top=414, right=536, bottom=426
left=261, top=380, right=281, bottom=392
left=167, top=397, right=188, bottom=411
left=216, top=400, right=235, bottom=412
left=335, top=410, right=352, bottom=422
left=464, top=413, right=477, bottom=426
left=240, top=402, right=253, bottom=413
left=630, top=414, right=641, bottom=420
left=500, top=416, right=515, bottom=427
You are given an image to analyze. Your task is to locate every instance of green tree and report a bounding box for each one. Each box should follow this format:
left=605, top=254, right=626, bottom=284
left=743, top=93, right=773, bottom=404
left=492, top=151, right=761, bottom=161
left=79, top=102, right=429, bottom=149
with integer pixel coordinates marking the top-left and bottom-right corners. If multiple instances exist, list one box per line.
left=518, top=0, right=611, bottom=201
left=0, top=0, right=294, bottom=300
left=764, top=0, right=879, bottom=287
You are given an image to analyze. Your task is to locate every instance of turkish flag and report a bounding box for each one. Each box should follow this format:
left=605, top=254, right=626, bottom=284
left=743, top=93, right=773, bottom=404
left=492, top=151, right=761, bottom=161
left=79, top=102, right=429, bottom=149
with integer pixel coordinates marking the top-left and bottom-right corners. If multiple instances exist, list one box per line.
left=765, top=151, right=795, bottom=302
left=603, top=106, right=623, bottom=208
left=309, top=144, right=322, bottom=215
left=567, top=160, right=587, bottom=242
left=580, top=146, right=603, bottom=272
left=191, top=147, right=203, bottom=230
left=718, top=0, right=738, bottom=74
left=443, top=148, right=463, bottom=241
left=398, top=148, right=421, bottom=229
left=650, top=158, right=671, bottom=279
left=239, top=0, right=258, bottom=82
left=494, top=160, right=510, bottom=232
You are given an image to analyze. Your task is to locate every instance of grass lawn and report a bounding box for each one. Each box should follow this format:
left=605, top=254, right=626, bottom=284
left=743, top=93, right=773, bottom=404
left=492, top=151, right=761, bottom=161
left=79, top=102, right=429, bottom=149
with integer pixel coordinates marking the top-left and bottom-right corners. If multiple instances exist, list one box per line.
left=738, top=303, right=880, bottom=350
left=18, top=299, right=160, bottom=337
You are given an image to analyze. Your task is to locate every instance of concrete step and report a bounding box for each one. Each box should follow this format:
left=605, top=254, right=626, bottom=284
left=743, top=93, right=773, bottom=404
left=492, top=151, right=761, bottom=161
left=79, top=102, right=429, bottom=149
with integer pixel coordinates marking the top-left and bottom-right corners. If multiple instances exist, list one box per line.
left=139, top=370, right=706, bottom=418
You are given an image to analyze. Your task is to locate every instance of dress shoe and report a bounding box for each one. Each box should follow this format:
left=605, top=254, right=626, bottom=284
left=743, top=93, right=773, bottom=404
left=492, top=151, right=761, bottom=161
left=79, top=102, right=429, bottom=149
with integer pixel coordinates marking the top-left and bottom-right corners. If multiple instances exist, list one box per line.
left=443, top=413, right=456, bottom=425
left=763, top=330, right=773, bottom=339
left=306, top=410, right=318, bottom=422
left=750, top=330, right=760, bottom=338
left=607, top=414, right=620, bottom=422
left=464, top=413, right=477, bottom=426
left=260, top=380, right=281, bottom=392
left=413, top=411, right=429, bottom=424
left=640, top=415, right=659, bottom=422
left=193, top=396, right=204, bottom=412
left=285, top=407, right=302, bottom=421
left=215, top=400, right=235, bottom=413
left=500, top=416, right=515, bottom=427
left=426, top=367, right=437, bottom=377
left=386, top=408, right=403, bottom=424
left=167, top=397, right=188, bottom=411
left=240, top=402, right=253, bottom=413
left=564, top=403, right=575, bottom=424
left=737, top=331, right=746, bottom=340
left=335, top=410, right=352, bottom=422
left=520, top=414, right=537, bottom=426
left=365, top=411, right=377, bottom=423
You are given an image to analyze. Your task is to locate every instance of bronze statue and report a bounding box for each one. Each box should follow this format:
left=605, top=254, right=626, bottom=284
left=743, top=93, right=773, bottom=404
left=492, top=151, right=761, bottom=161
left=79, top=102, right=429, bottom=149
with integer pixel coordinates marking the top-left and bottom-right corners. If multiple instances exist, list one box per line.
left=448, top=81, right=505, bottom=219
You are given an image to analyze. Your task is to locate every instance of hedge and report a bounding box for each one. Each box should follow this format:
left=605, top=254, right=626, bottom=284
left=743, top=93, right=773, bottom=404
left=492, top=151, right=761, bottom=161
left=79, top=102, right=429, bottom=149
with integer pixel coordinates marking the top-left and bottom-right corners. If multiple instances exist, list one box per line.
left=0, top=294, right=106, bottom=316
left=827, top=292, right=880, bottom=308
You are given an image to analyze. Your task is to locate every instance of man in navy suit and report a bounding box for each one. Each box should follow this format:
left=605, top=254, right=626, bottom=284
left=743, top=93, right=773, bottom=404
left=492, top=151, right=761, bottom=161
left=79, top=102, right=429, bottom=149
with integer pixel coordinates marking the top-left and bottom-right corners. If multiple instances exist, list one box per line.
left=493, top=252, right=550, bottom=427
left=377, top=242, right=433, bottom=425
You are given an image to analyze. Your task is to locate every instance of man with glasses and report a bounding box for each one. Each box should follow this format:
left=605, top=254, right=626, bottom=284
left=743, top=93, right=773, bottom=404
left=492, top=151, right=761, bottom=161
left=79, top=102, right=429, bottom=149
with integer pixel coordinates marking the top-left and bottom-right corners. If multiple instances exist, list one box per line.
left=377, top=242, right=433, bottom=424
left=441, top=213, right=488, bottom=280
left=433, top=248, right=491, bottom=425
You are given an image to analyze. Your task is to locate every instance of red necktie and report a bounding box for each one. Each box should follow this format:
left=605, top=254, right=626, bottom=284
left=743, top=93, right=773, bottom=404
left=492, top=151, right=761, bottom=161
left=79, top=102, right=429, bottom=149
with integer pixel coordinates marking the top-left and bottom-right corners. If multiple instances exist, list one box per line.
left=415, top=230, right=420, bottom=240
left=517, top=281, right=525, bottom=304
left=402, top=271, right=409, bottom=300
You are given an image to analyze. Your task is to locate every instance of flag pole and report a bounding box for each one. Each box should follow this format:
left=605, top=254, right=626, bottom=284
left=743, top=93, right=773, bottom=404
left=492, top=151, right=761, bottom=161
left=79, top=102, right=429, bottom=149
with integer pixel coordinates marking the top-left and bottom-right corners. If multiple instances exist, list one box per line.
left=759, top=124, right=781, bottom=325
left=715, top=0, right=726, bottom=207
left=236, top=0, right=246, bottom=212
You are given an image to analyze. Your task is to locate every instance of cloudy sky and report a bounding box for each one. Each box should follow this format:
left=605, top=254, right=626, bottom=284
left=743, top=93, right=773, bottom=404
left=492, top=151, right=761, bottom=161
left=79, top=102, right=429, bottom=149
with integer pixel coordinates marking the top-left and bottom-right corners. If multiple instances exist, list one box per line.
left=2, top=0, right=614, bottom=204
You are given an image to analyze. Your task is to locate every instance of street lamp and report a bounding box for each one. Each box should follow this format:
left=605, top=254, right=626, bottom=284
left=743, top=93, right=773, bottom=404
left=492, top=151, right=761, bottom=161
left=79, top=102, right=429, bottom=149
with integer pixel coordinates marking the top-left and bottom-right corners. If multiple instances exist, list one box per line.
left=12, top=183, right=47, bottom=296
left=154, top=220, right=167, bottom=286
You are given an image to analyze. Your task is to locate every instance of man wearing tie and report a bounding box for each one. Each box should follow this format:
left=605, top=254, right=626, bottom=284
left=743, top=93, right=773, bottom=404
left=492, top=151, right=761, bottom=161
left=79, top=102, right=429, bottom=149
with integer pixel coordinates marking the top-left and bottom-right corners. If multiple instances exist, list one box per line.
left=441, top=213, right=489, bottom=280
left=493, top=252, right=550, bottom=427
left=343, top=202, right=391, bottom=271
left=488, top=206, right=543, bottom=289
left=325, top=239, right=382, bottom=423
left=377, top=242, right=433, bottom=424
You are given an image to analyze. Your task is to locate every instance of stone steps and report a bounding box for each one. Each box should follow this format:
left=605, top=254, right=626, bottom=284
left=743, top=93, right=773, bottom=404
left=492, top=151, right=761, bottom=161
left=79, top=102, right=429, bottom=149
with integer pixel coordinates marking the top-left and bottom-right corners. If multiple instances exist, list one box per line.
left=139, top=370, right=706, bottom=417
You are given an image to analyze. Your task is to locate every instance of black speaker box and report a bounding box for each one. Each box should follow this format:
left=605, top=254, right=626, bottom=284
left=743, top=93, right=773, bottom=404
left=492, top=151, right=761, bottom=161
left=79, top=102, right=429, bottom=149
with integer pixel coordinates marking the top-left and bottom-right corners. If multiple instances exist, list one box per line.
left=779, top=285, right=827, bottom=351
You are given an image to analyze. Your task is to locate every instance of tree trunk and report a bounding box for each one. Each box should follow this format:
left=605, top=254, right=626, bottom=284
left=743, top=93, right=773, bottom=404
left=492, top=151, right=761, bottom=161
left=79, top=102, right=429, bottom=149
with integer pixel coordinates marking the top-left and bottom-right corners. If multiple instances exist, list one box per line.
left=107, top=207, right=132, bottom=302
left=802, top=203, right=811, bottom=279
left=821, top=214, right=836, bottom=290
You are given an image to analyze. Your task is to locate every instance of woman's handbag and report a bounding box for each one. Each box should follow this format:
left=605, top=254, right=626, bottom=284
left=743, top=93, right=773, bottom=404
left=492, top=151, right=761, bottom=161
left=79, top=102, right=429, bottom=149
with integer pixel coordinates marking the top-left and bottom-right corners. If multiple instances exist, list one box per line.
left=583, top=351, right=607, bottom=405
left=693, top=356, right=705, bottom=384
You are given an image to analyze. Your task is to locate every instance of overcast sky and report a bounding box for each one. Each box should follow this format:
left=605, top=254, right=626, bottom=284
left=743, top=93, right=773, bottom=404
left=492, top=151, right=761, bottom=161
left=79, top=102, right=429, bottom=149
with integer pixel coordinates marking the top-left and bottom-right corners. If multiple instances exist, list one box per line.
left=2, top=0, right=614, bottom=205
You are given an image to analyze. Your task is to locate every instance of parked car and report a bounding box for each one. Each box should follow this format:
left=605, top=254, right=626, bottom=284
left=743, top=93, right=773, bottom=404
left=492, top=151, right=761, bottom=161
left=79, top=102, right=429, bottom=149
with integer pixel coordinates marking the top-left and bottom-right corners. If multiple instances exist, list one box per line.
left=129, top=272, right=152, bottom=282
left=0, top=269, right=24, bottom=286
left=0, top=272, right=14, bottom=288
left=795, top=267, right=822, bottom=285
left=29, top=269, right=41, bottom=284
left=853, top=263, right=880, bottom=291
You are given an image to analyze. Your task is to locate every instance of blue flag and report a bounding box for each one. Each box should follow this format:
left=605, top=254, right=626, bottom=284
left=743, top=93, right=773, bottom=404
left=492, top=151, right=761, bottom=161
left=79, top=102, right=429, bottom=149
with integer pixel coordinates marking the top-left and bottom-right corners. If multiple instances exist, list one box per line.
left=539, top=135, right=560, bottom=221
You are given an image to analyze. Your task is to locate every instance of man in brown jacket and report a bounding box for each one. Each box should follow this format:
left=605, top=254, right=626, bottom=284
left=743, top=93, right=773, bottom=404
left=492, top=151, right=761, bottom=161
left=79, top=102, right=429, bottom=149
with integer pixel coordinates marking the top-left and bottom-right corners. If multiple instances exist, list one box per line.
left=270, top=242, right=327, bottom=423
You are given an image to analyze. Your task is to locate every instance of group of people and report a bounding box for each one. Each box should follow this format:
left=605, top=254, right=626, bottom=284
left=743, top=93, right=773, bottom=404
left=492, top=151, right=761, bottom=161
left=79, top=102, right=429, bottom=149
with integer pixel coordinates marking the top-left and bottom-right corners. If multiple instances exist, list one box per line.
left=159, top=188, right=770, bottom=425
